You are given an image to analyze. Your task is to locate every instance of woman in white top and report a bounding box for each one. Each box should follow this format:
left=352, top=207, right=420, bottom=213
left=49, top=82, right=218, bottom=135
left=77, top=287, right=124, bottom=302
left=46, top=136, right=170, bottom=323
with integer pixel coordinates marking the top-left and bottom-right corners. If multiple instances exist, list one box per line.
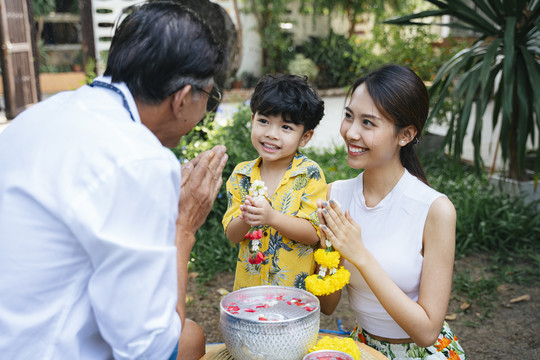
left=317, top=65, right=466, bottom=359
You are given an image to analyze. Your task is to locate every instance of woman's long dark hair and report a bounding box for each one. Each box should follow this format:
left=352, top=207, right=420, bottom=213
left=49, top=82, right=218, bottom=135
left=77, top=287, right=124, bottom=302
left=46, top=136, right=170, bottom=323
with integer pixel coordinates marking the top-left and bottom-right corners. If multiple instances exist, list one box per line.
left=347, top=64, right=429, bottom=185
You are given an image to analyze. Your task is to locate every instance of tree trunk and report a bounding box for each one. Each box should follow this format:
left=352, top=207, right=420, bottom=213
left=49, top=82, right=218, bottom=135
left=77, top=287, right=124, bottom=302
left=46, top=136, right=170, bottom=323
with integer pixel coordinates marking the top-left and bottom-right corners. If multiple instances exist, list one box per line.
left=347, top=8, right=356, bottom=39
left=232, top=0, right=242, bottom=72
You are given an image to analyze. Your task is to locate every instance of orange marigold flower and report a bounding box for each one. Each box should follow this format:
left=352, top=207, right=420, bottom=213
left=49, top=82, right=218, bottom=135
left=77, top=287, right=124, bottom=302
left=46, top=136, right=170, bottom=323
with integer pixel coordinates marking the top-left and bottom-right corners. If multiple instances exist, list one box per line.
left=435, top=337, right=451, bottom=351
left=449, top=349, right=460, bottom=360
left=357, top=333, right=367, bottom=344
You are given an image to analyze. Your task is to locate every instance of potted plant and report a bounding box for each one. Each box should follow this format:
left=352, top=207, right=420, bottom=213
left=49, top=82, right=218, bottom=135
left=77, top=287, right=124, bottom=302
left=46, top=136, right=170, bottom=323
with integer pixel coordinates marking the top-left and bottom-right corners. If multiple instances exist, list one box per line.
left=384, top=0, right=540, bottom=184
left=231, top=75, right=244, bottom=89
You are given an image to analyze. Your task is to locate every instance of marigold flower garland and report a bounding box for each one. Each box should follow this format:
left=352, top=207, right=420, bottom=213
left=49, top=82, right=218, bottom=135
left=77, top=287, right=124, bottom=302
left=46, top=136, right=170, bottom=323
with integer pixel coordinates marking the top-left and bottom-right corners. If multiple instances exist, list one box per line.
left=305, top=201, right=350, bottom=296
left=245, top=180, right=268, bottom=265
left=309, top=336, right=361, bottom=360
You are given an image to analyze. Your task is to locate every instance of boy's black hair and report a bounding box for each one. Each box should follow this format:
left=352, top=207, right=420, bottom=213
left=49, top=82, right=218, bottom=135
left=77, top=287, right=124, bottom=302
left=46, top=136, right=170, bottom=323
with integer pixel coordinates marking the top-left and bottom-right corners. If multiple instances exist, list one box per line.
left=104, top=1, right=225, bottom=105
left=250, top=74, right=324, bottom=132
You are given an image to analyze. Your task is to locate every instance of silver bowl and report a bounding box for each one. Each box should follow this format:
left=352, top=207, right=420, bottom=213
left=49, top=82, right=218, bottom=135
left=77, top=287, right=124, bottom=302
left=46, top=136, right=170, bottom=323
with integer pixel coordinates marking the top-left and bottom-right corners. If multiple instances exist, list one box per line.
left=220, top=285, right=320, bottom=360
left=303, top=350, right=355, bottom=360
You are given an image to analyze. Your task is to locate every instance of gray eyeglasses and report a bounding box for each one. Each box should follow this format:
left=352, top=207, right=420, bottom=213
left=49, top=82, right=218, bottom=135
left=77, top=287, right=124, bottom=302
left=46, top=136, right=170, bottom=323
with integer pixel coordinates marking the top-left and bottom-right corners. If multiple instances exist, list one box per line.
left=195, top=85, right=222, bottom=113
left=168, top=84, right=222, bottom=113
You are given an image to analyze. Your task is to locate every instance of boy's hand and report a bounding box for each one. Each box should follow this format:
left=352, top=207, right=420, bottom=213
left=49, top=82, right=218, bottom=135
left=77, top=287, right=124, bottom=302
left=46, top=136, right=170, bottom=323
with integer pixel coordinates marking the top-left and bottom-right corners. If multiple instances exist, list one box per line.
left=240, top=195, right=274, bottom=227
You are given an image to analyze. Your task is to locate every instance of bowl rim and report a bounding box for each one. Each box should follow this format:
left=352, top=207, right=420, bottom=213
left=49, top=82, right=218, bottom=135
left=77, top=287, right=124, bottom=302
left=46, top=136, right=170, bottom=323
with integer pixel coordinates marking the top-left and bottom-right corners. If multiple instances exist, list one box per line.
left=220, top=285, right=320, bottom=324
left=302, top=349, right=355, bottom=360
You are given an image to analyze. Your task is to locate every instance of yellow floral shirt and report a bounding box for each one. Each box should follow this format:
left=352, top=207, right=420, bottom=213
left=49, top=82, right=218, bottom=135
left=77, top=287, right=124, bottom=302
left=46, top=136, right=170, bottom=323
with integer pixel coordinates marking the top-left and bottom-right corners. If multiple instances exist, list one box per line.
left=223, top=151, right=327, bottom=290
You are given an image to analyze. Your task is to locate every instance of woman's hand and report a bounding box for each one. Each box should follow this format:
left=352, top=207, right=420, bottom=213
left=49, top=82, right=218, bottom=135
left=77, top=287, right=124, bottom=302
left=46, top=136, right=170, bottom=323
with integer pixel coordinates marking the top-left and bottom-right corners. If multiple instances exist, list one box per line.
left=319, top=199, right=365, bottom=264
left=316, top=199, right=329, bottom=248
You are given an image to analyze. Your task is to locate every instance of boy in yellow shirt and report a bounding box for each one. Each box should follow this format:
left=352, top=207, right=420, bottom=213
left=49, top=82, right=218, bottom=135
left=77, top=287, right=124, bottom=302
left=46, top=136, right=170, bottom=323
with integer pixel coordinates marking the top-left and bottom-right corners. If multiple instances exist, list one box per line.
left=222, top=74, right=326, bottom=290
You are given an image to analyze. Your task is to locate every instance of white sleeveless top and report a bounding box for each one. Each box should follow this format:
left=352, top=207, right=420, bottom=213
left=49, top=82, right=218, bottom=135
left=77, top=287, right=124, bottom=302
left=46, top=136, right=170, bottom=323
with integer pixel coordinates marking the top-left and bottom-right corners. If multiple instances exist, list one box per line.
left=330, top=169, right=445, bottom=339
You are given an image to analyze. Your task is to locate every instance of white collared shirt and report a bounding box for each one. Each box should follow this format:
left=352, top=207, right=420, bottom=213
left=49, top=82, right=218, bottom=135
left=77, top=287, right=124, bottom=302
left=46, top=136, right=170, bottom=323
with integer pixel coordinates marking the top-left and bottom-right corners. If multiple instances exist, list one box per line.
left=0, top=78, right=182, bottom=359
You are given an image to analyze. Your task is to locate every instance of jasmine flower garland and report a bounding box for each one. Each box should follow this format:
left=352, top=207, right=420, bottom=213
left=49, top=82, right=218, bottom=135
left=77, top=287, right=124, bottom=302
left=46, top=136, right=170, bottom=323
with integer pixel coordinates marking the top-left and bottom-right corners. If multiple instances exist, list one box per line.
left=246, top=180, right=268, bottom=265
left=305, top=200, right=350, bottom=296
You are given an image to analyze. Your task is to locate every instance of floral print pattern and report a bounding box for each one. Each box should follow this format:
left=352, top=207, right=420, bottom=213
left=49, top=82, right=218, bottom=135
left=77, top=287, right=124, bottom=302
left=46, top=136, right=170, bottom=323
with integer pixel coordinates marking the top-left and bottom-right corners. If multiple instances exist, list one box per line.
left=223, top=151, right=327, bottom=290
left=350, top=322, right=466, bottom=359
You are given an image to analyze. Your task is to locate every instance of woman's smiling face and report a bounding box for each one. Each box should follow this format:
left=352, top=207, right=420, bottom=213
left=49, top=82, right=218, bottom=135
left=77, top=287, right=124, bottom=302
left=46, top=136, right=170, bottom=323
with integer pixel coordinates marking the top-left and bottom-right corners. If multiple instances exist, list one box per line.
left=340, top=84, right=401, bottom=170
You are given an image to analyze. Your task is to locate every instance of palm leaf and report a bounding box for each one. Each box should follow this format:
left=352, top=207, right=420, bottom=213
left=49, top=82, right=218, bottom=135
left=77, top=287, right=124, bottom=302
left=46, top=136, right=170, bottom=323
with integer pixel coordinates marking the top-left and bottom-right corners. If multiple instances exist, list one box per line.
left=387, top=0, right=539, bottom=179
left=515, top=60, right=530, bottom=175
left=384, top=9, right=446, bottom=25
left=471, top=0, right=502, bottom=21
left=498, top=16, right=517, bottom=173
left=446, top=0, right=499, bottom=34
left=479, top=39, right=502, bottom=97
left=519, top=46, right=540, bottom=122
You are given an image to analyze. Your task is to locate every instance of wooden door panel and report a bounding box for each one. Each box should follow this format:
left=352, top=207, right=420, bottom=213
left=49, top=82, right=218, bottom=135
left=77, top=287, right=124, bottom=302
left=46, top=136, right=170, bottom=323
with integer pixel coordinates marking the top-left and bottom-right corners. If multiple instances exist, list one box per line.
left=0, top=0, right=38, bottom=119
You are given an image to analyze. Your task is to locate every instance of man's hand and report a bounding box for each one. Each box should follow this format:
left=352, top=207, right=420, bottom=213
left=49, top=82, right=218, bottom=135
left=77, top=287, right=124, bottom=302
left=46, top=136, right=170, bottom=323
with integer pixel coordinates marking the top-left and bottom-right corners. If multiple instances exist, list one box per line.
left=175, top=145, right=227, bottom=323
left=177, top=145, right=228, bottom=238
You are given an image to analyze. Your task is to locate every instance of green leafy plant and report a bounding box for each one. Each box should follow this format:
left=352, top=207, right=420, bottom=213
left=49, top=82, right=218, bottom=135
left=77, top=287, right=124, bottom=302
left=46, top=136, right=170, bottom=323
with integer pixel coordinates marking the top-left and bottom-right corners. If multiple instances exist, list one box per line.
left=242, top=0, right=295, bottom=73
left=298, top=31, right=358, bottom=88
left=422, top=152, right=540, bottom=255
left=287, top=54, right=319, bottom=81
left=299, top=0, right=403, bottom=39
left=240, top=71, right=259, bottom=88
left=385, top=0, right=540, bottom=180
left=358, top=22, right=467, bottom=83
left=32, top=0, right=55, bottom=17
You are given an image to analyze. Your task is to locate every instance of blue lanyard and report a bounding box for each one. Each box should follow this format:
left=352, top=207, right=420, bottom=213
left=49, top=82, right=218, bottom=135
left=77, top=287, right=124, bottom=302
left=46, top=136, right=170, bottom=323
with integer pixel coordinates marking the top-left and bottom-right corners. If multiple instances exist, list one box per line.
left=89, top=80, right=136, bottom=122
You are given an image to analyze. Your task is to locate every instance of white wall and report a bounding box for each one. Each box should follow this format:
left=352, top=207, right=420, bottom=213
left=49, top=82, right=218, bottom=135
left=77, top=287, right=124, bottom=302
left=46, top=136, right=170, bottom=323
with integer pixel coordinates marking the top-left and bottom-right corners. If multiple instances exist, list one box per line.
left=91, top=0, right=140, bottom=74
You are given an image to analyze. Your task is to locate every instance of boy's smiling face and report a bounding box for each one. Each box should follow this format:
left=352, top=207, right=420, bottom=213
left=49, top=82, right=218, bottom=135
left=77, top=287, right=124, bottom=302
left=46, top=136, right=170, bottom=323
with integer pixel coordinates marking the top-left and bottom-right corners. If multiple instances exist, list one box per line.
left=251, top=112, right=314, bottom=167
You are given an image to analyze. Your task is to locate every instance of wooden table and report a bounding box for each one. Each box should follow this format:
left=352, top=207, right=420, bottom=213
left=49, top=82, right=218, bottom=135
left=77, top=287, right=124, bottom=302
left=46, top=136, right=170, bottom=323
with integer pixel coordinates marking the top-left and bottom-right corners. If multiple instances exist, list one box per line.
left=201, top=334, right=387, bottom=360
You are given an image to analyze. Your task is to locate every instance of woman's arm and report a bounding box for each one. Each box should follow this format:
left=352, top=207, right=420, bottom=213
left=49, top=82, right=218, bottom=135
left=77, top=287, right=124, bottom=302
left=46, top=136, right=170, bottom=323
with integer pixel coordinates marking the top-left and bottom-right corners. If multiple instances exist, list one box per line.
left=321, top=197, right=456, bottom=347
left=318, top=288, right=343, bottom=315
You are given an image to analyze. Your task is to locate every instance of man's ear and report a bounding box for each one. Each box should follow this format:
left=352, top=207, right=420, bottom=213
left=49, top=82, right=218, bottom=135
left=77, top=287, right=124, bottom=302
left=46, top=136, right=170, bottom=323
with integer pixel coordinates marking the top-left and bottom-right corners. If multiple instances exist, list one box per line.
left=171, top=85, right=192, bottom=117
left=399, top=125, right=418, bottom=146
left=299, top=129, right=314, bottom=147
